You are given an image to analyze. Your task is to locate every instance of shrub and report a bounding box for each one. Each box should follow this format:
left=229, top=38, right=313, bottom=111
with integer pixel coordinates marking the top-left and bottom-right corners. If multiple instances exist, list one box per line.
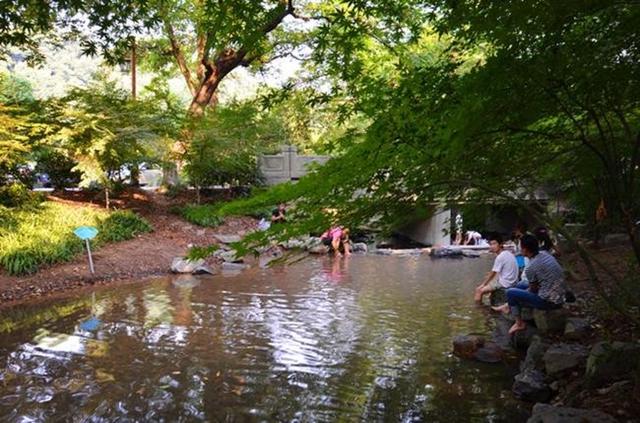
left=0, top=202, right=152, bottom=275
left=181, top=204, right=224, bottom=227
left=96, top=211, right=152, bottom=242
left=0, top=183, right=43, bottom=208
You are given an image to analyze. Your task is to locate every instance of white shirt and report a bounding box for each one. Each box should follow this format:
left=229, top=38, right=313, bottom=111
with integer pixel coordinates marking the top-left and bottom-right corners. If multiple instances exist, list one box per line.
left=492, top=250, right=519, bottom=288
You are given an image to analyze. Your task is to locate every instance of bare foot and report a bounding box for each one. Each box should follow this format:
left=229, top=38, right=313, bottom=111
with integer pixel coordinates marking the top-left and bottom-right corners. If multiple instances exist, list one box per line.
left=508, top=321, right=526, bottom=335
left=491, top=303, right=510, bottom=314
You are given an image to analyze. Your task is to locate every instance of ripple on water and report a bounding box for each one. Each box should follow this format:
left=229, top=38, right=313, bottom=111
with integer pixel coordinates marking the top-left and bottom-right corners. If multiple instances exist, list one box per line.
left=0, top=256, right=528, bottom=421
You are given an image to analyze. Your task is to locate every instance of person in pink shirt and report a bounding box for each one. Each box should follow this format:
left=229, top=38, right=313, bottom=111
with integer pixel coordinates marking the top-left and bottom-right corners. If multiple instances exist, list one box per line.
left=320, top=226, right=351, bottom=257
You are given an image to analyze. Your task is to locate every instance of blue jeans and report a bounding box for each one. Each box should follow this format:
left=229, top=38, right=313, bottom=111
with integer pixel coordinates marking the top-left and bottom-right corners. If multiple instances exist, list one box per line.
left=507, top=282, right=558, bottom=318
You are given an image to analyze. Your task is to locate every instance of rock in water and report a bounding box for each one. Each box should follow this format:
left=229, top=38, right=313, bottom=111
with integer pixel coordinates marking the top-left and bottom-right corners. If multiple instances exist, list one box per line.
left=222, top=262, right=248, bottom=271
left=512, top=370, right=551, bottom=403
left=586, top=341, right=640, bottom=387
left=214, top=249, right=241, bottom=263
left=527, top=403, right=617, bottom=423
left=473, top=341, right=504, bottom=363
left=543, top=343, right=589, bottom=376
left=171, top=257, right=205, bottom=274
left=351, top=242, right=368, bottom=253
left=453, top=335, right=485, bottom=359
left=308, top=244, right=329, bottom=254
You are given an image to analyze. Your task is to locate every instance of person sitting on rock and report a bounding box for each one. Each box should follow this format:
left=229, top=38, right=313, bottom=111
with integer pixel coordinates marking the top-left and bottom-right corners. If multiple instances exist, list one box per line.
left=271, top=203, right=287, bottom=224
left=320, top=226, right=351, bottom=257
left=493, top=234, right=567, bottom=334
left=474, top=234, right=519, bottom=304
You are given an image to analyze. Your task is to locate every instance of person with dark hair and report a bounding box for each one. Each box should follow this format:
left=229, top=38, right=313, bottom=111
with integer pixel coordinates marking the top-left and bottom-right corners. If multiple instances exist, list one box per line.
left=534, top=226, right=555, bottom=253
left=271, top=203, right=287, bottom=224
left=320, top=226, right=351, bottom=257
left=495, top=234, right=567, bottom=334
left=474, top=233, right=519, bottom=303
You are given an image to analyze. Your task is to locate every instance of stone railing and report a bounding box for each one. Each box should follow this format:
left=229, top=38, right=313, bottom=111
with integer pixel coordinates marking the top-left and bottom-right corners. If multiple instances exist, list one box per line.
left=259, top=145, right=329, bottom=185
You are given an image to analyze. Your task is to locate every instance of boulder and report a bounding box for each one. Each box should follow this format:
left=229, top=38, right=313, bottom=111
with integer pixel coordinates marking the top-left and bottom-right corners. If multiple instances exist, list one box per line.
left=512, top=370, right=551, bottom=403
left=221, top=262, right=248, bottom=271
left=586, top=341, right=640, bottom=387
left=259, top=247, right=284, bottom=268
left=308, top=244, right=328, bottom=254
left=533, top=308, right=568, bottom=334
left=521, top=335, right=550, bottom=373
left=171, top=257, right=205, bottom=274
left=212, top=234, right=242, bottom=244
left=543, top=343, right=589, bottom=376
left=473, top=341, right=504, bottom=363
left=374, top=249, right=393, bottom=255
left=511, top=324, right=539, bottom=350
left=351, top=242, right=368, bottom=253
left=282, top=239, right=305, bottom=249
left=214, top=249, right=241, bottom=263
left=192, top=264, right=215, bottom=275
left=453, top=335, right=485, bottom=359
left=563, top=317, right=591, bottom=341
left=304, top=237, right=322, bottom=249
left=527, top=403, right=617, bottom=423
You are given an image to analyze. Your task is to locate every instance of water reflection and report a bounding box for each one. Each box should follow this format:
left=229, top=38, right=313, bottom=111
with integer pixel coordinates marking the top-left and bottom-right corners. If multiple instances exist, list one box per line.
left=0, top=256, right=528, bottom=421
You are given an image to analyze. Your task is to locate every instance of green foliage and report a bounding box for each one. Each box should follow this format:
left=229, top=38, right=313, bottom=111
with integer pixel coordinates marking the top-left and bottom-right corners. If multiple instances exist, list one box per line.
left=46, top=72, right=182, bottom=191
left=0, top=74, right=36, bottom=186
left=96, top=210, right=152, bottom=242
left=33, top=148, right=81, bottom=189
left=0, top=183, right=43, bottom=208
left=0, top=72, right=35, bottom=105
left=181, top=204, right=224, bottom=227
left=186, top=244, right=219, bottom=260
left=0, top=202, right=152, bottom=275
left=183, top=101, right=282, bottom=190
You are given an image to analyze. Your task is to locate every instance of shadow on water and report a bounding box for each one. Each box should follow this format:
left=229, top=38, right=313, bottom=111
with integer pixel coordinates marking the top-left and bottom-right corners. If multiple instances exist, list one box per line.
left=0, top=255, right=529, bottom=421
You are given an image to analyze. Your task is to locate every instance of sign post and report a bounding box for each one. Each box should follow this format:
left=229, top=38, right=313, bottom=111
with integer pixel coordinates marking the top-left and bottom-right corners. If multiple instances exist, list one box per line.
left=73, top=226, right=99, bottom=274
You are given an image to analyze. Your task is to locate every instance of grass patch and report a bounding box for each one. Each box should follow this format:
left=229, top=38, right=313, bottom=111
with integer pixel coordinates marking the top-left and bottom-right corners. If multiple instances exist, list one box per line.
left=180, top=204, right=225, bottom=227
left=0, top=202, right=152, bottom=275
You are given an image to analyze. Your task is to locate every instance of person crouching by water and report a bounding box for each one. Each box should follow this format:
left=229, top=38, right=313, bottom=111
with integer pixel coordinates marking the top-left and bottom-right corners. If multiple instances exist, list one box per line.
left=320, top=226, right=351, bottom=257
left=494, top=234, right=566, bottom=334
left=474, top=234, right=519, bottom=304
left=271, top=203, right=287, bottom=224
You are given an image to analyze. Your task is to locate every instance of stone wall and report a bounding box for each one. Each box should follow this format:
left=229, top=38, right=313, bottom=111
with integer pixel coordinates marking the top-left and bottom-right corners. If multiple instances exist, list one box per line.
left=259, top=145, right=329, bottom=185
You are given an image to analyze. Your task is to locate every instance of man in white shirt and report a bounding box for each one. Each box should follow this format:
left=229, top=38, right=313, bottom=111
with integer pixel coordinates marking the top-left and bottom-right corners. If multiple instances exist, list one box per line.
left=474, top=234, right=519, bottom=303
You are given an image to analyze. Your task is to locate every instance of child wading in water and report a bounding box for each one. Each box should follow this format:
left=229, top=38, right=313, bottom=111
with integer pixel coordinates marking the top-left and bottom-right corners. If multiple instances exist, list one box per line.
left=320, top=226, right=351, bottom=257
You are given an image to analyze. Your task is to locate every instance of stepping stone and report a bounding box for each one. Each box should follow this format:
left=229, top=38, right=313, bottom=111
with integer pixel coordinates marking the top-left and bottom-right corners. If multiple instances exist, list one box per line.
left=213, top=234, right=242, bottom=244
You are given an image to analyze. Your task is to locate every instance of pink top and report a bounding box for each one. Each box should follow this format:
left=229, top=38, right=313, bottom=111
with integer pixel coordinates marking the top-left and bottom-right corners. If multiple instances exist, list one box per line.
left=321, top=227, right=343, bottom=241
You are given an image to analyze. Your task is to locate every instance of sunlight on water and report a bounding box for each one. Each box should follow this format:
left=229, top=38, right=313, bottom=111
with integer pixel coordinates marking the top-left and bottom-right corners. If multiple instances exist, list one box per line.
left=0, top=255, right=528, bottom=421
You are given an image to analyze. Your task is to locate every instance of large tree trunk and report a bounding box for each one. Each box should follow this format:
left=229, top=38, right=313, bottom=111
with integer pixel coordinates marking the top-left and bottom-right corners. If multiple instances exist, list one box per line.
left=188, top=71, right=223, bottom=116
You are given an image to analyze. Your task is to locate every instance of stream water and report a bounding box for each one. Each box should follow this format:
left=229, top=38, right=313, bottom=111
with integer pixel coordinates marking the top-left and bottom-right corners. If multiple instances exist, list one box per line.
left=0, top=255, right=528, bottom=421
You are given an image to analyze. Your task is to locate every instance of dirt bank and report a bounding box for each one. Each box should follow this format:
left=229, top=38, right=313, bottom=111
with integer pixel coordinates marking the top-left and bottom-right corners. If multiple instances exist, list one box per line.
left=0, top=190, right=256, bottom=308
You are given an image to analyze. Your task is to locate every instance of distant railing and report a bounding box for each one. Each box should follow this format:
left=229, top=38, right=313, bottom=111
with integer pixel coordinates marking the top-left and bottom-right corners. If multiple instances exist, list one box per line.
left=259, top=145, right=329, bottom=185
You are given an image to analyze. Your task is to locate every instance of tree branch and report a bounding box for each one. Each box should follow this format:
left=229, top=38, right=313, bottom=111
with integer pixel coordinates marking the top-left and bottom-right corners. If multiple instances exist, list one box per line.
left=164, top=20, right=196, bottom=96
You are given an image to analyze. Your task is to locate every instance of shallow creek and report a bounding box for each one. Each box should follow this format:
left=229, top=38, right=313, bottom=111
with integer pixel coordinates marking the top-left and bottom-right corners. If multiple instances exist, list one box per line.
left=0, top=255, right=529, bottom=421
